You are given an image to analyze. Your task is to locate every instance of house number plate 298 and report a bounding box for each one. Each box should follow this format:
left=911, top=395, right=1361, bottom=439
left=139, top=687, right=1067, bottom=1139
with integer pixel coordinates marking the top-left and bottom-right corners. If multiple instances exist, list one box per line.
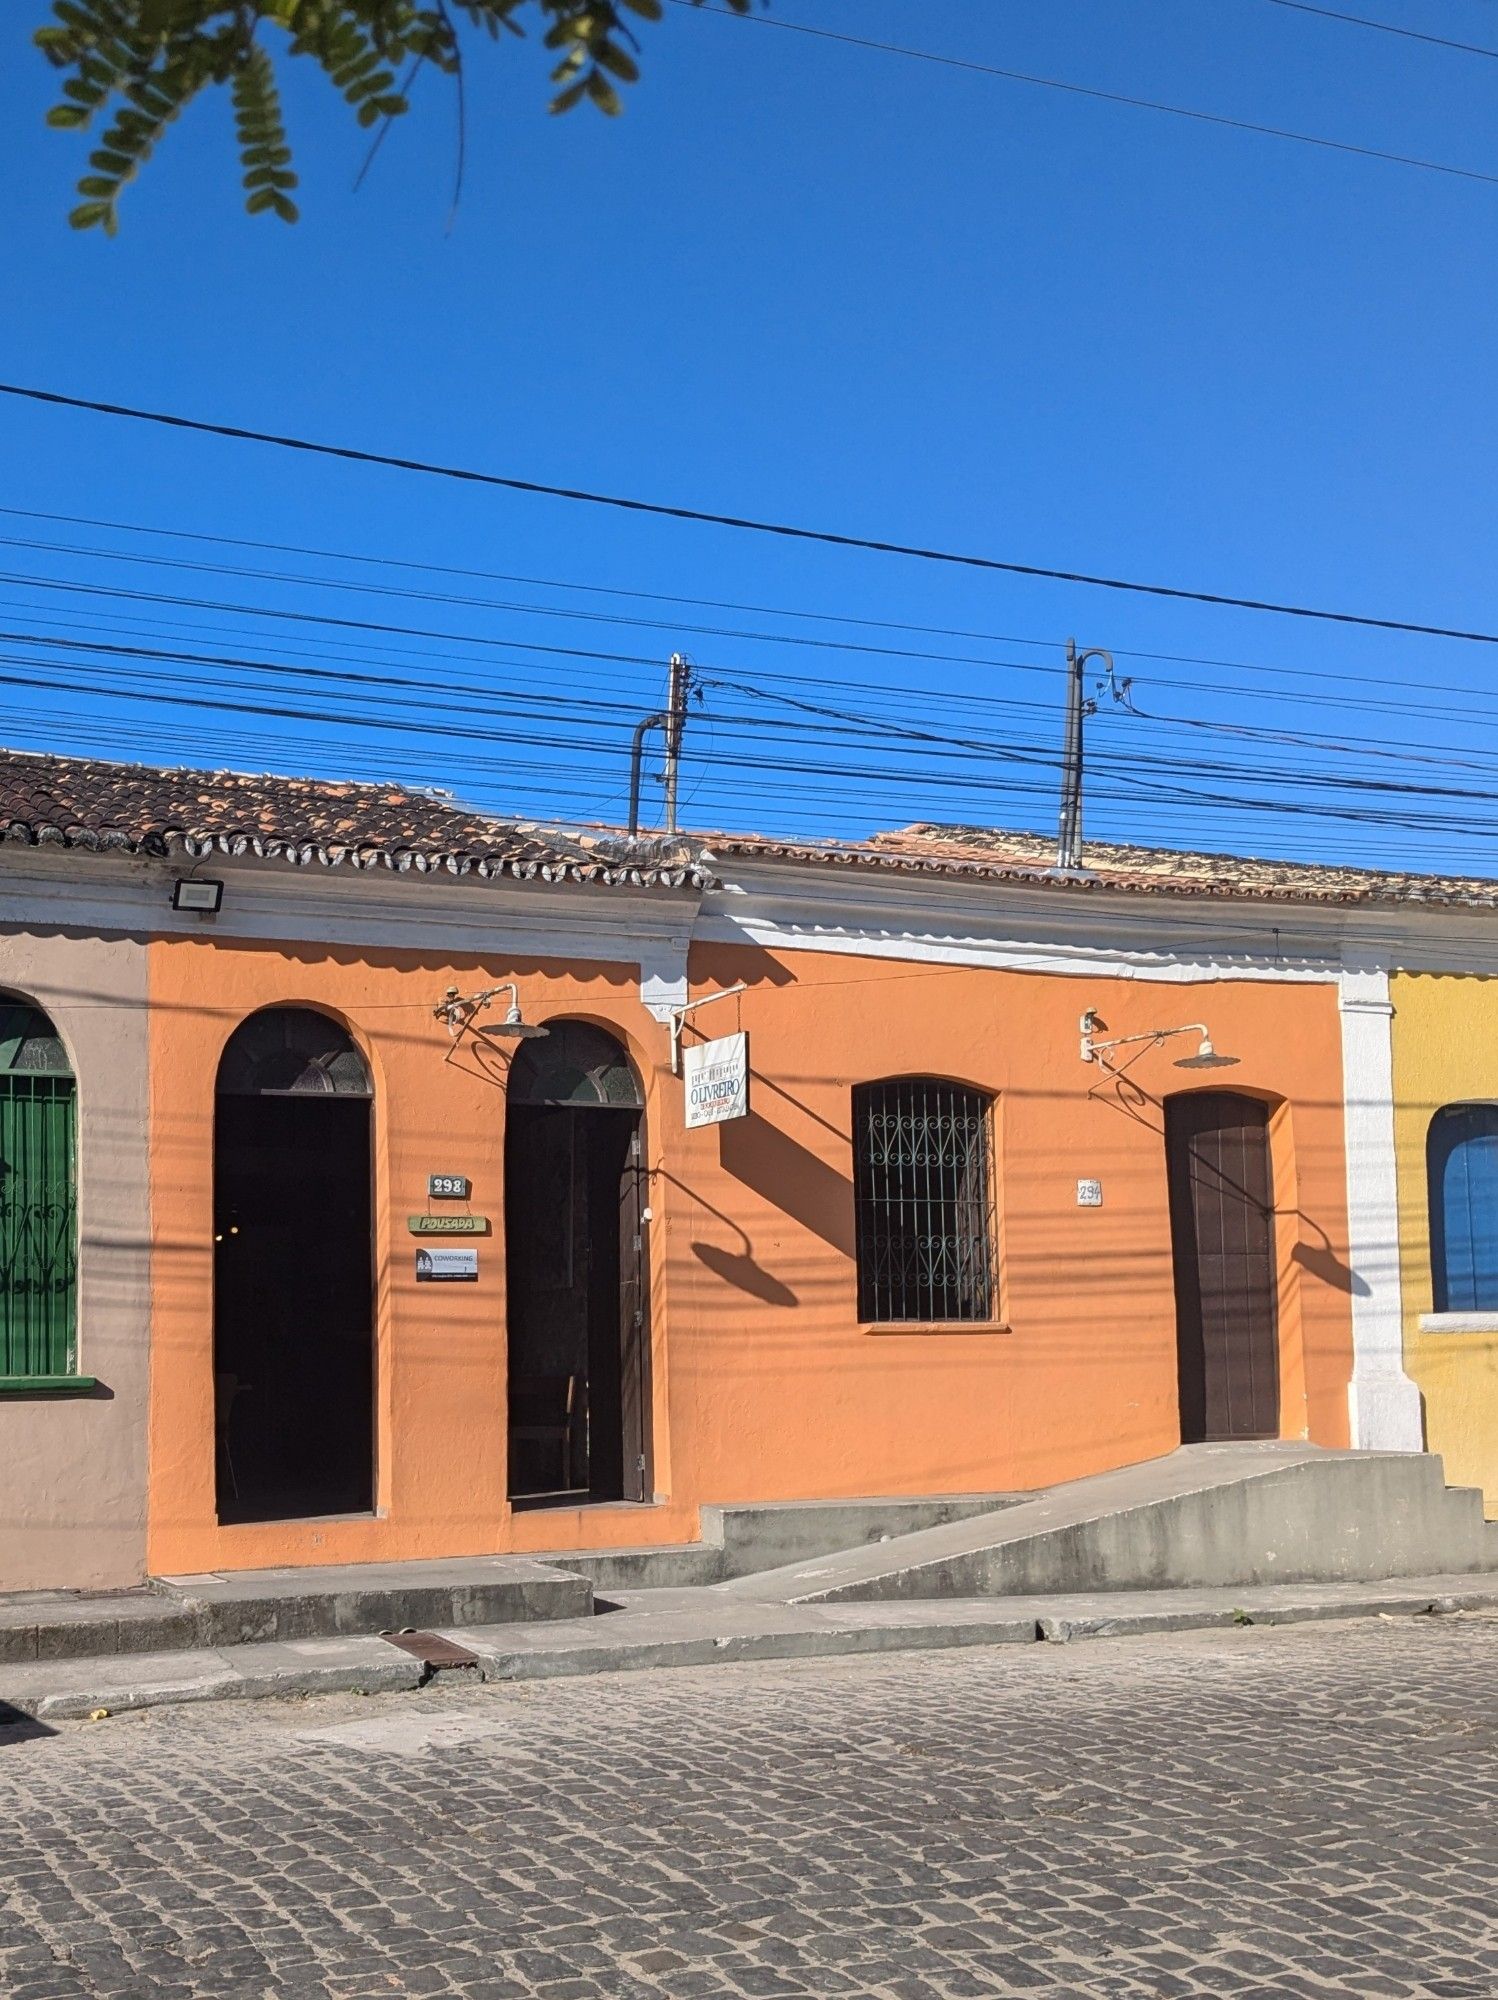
left=428, top=1174, right=471, bottom=1200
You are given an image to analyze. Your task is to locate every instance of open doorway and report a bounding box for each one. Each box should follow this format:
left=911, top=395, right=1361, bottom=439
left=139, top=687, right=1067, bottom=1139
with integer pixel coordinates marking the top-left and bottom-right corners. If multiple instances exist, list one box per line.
left=213, top=1008, right=374, bottom=1524
left=504, top=1021, right=649, bottom=1507
left=1166, top=1090, right=1280, bottom=1443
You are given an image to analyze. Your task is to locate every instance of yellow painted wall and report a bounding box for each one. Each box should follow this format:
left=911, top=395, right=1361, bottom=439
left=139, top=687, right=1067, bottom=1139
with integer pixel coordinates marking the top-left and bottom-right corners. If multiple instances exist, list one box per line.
left=1391, top=972, right=1498, bottom=1516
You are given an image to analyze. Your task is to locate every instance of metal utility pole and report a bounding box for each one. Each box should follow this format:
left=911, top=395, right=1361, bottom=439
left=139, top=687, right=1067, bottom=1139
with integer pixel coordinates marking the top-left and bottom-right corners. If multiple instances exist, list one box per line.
left=663, top=651, right=692, bottom=836
left=1055, top=640, right=1112, bottom=872
left=627, top=653, right=695, bottom=838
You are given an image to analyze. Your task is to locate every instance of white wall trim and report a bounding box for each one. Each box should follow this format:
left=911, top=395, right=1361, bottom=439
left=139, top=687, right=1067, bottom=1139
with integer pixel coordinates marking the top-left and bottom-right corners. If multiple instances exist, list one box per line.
left=698, top=862, right=1344, bottom=985
left=0, top=847, right=702, bottom=1019
left=14, top=843, right=1498, bottom=988
left=639, top=932, right=691, bottom=1021
left=1419, top=1312, right=1498, bottom=1335
left=1339, top=954, right=1424, bottom=1451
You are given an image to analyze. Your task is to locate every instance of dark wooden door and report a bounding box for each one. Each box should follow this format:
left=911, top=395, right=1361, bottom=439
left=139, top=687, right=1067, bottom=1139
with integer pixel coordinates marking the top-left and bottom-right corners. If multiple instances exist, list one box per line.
left=1166, top=1092, right=1279, bottom=1443
left=505, top=1103, right=647, bottom=1504
left=618, top=1124, right=650, bottom=1502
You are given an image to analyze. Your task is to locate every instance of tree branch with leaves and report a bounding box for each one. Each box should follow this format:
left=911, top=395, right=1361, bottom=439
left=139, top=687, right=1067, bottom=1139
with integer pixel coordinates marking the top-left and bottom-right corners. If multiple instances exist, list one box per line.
left=36, top=0, right=753, bottom=234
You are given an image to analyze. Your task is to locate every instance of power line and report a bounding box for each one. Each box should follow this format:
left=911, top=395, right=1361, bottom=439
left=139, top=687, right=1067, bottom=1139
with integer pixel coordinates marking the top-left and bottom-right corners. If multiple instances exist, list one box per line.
left=13, top=626, right=1498, bottom=838
left=13, top=517, right=1498, bottom=787
left=15, top=553, right=1498, bottom=759
left=15, top=517, right=1498, bottom=708
left=23, top=503, right=1498, bottom=713
left=13, top=534, right=1498, bottom=786
left=678, top=0, right=1498, bottom=186
left=5, top=381, right=1498, bottom=646
left=1264, top=0, right=1498, bottom=59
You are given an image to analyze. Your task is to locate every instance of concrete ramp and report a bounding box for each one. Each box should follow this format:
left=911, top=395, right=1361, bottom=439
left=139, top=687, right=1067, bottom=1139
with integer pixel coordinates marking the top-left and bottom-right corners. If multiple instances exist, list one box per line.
left=716, top=1444, right=1498, bottom=1606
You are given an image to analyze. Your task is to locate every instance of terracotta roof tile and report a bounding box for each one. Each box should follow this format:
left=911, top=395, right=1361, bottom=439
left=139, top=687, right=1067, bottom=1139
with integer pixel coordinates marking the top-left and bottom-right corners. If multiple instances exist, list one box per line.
left=0, top=748, right=709, bottom=891
left=697, top=822, right=1498, bottom=908
left=5, top=746, right=1491, bottom=912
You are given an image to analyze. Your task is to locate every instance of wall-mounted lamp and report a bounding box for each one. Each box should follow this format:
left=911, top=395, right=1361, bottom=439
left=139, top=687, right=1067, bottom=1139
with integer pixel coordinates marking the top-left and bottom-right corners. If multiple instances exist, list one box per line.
left=172, top=878, right=224, bottom=914
left=434, top=982, right=549, bottom=1041
left=1174, top=1034, right=1236, bottom=1071
left=1079, top=1010, right=1238, bottom=1075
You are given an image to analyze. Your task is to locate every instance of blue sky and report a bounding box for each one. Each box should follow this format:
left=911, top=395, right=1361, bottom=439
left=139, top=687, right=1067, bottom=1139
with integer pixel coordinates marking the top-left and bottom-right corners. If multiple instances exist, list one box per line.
left=3, top=0, right=1498, bottom=869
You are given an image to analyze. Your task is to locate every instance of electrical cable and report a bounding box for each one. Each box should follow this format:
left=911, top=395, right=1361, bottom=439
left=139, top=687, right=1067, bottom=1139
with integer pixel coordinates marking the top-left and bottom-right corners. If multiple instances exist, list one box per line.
left=676, top=0, right=1498, bottom=185
left=10, top=506, right=1498, bottom=716
left=1263, top=0, right=1498, bottom=59
left=5, top=381, right=1498, bottom=645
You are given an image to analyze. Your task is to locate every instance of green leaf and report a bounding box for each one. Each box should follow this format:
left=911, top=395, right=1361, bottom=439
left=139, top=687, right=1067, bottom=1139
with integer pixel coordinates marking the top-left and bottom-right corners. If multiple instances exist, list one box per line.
left=549, top=76, right=587, bottom=113
left=594, top=40, right=639, bottom=84
left=584, top=68, right=622, bottom=114
left=46, top=103, right=91, bottom=128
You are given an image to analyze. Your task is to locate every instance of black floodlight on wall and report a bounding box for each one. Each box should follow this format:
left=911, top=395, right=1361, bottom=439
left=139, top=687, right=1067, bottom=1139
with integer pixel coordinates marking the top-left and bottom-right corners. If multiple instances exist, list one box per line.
left=172, top=878, right=224, bottom=914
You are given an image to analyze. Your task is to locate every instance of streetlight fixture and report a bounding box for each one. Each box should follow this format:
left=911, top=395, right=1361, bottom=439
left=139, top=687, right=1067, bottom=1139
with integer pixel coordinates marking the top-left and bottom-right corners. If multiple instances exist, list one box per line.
left=1079, top=1011, right=1238, bottom=1077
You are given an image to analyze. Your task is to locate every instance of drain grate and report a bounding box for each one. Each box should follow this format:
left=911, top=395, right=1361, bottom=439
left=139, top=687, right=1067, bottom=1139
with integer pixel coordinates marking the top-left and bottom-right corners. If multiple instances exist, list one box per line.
left=380, top=1629, right=481, bottom=1669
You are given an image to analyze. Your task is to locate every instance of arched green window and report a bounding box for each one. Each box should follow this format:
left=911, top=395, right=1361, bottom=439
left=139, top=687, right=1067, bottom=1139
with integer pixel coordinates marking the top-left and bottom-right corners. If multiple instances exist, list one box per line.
left=0, top=1002, right=78, bottom=1383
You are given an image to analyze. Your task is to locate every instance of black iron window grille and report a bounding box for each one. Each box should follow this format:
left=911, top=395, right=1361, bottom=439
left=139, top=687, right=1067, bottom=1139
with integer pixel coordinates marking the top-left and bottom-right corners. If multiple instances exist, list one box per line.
left=853, top=1077, right=996, bottom=1324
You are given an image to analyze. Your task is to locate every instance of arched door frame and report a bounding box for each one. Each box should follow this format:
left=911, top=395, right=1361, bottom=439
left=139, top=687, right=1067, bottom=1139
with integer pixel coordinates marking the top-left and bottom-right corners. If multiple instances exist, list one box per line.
left=212, top=1005, right=376, bottom=1524
left=1166, top=1083, right=1312, bottom=1443
left=504, top=1019, right=652, bottom=1505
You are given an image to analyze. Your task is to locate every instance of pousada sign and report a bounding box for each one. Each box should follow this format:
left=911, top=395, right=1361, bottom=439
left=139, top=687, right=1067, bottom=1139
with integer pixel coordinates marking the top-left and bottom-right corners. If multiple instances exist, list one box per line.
left=683, top=1031, right=750, bottom=1128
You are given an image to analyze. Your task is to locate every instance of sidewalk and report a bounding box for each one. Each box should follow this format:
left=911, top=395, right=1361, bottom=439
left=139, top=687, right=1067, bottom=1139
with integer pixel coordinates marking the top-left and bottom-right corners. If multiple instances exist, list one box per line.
left=6, top=1574, right=1496, bottom=1722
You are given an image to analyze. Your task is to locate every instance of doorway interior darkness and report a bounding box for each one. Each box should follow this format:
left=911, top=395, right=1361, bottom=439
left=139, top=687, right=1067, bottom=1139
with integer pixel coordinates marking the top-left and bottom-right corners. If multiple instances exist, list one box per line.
left=504, top=1022, right=649, bottom=1507
left=213, top=1008, right=374, bottom=1525
left=1165, top=1090, right=1280, bottom=1444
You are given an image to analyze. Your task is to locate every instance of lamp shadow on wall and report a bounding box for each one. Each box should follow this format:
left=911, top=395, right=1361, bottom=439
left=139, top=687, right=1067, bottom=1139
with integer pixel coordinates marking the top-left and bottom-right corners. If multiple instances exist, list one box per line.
left=1290, top=1239, right=1366, bottom=1297
left=1090, top=1068, right=1366, bottom=1297
left=690, top=1240, right=799, bottom=1309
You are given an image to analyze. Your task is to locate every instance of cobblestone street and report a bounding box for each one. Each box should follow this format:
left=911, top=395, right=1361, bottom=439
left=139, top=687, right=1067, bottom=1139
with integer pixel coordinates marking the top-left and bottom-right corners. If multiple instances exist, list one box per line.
left=1, top=1616, right=1496, bottom=2000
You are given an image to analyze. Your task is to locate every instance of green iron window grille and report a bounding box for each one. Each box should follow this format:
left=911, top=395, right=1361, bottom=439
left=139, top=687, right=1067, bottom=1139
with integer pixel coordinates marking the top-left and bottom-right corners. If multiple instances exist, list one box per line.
left=0, top=1004, right=79, bottom=1382
left=853, top=1077, right=996, bottom=1324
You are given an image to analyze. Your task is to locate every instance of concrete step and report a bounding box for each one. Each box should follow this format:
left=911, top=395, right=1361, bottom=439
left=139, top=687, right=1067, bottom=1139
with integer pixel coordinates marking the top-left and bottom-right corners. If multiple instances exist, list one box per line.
left=0, top=1558, right=592, bottom=1665
left=531, top=1491, right=1022, bottom=1592
left=451, top=1577, right=1498, bottom=1684
left=715, top=1444, right=1498, bottom=1607
left=0, top=1494, right=1023, bottom=1664
left=154, top=1556, right=593, bottom=1648
left=6, top=1575, right=1496, bottom=1722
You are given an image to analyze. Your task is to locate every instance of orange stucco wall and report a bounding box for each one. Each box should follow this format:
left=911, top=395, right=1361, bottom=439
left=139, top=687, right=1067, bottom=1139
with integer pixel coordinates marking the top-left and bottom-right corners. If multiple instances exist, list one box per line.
left=146, top=933, right=1354, bottom=1575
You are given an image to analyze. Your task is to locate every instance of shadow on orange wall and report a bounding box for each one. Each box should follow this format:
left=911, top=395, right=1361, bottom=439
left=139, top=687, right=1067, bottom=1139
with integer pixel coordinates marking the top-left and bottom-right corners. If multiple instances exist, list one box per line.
left=717, top=1109, right=856, bottom=1258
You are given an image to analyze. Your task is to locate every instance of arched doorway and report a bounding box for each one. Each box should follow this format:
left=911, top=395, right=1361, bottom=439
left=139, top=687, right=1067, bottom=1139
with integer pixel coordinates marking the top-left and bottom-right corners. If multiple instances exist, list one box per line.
left=1165, top=1091, right=1280, bottom=1442
left=0, top=1001, right=77, bottom=1382
left=505, top=1021, right=649, bottom=1506
left=213, top=1007, right=374, bottom=1523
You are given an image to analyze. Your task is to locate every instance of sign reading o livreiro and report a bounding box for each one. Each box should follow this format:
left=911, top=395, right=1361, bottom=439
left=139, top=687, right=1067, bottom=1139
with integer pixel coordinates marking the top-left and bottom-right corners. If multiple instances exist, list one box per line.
left=683, top=1032, right=750, bottom=1128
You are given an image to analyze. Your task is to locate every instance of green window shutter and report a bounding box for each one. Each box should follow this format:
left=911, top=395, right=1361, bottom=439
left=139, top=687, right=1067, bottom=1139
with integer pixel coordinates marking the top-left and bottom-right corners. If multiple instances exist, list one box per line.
left=0, top=1074, right=78, bottom=1377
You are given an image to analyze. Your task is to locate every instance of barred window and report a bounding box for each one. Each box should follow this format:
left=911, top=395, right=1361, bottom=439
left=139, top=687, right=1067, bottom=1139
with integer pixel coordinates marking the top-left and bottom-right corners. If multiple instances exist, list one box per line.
left=853, top=1078, right=996, bottom=1324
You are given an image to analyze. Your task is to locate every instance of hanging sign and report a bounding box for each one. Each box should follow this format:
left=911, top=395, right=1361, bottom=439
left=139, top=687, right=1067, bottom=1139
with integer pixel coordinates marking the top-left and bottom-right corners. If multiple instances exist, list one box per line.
left=684, top=1031, right=750, bottom=1128
left=409, top=1214, right=489, bottom=1236
left=415, top=1248, right=479, bottom=1281
left=428, top=1174, right=471, bottom=1200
